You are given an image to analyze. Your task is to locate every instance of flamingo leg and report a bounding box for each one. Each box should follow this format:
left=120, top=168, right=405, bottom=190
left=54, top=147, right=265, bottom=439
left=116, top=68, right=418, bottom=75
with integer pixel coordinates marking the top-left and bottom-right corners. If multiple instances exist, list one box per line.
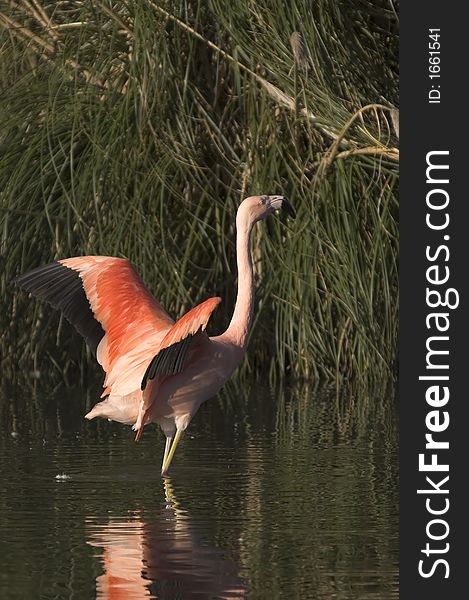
left=161, top=429, right=183, bottom=477
left=162, top=436, right=173, bottom=472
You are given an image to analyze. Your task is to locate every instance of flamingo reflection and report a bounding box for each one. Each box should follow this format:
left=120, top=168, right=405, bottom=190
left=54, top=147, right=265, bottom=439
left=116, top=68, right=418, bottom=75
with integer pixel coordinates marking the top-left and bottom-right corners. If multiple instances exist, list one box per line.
left=88, top=480, right=246, bottom=599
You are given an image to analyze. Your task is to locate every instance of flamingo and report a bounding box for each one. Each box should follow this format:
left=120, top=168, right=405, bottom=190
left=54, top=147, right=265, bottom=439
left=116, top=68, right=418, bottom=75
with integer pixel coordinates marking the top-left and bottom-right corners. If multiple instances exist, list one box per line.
left=15, top=195, right=295, bottom=476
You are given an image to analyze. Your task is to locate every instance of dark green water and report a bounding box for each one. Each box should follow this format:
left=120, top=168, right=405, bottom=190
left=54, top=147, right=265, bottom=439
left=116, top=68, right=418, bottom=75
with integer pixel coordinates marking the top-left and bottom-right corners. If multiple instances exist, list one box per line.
left=0, top=382, right=398, bottom=599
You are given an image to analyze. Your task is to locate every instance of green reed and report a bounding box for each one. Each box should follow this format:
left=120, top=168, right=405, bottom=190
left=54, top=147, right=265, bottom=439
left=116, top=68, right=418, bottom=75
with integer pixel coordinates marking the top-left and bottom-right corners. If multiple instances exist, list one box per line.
left=0, top=1, right=398, bottom=392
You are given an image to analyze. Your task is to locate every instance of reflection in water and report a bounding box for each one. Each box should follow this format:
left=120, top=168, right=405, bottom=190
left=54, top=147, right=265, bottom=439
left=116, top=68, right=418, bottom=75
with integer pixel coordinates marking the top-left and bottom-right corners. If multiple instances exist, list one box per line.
left=89, top=519, right=151, bottom=599
left=1, top=383, right=398, bottom=598
left=88, top=480, right=247, bottom=599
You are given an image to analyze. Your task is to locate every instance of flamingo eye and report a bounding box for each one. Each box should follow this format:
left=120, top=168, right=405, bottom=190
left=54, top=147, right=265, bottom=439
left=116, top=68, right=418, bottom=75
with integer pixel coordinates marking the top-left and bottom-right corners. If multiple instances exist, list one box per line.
left=260, top=196, right=268, bottom=205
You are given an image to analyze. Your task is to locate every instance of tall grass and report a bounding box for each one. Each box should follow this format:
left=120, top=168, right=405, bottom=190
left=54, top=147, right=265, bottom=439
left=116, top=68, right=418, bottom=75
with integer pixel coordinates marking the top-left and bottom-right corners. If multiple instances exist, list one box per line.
left=0, top=1, right=398, bottom=392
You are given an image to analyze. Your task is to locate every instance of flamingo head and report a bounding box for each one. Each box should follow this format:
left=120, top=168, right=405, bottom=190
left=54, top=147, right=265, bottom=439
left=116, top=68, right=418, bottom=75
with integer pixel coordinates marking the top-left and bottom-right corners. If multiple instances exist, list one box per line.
left=239, top=195, right=296, bottom=225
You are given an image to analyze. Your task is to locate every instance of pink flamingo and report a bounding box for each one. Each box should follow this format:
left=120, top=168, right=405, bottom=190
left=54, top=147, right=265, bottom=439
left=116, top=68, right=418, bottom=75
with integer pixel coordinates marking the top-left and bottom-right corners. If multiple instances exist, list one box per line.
left=16, top=195, right=295, bottom=476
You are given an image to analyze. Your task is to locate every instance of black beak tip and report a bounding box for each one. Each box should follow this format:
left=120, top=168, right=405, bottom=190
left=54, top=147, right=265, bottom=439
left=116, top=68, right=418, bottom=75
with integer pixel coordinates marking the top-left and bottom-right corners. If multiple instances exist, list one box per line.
left=282, top=198, right=296, bottom=219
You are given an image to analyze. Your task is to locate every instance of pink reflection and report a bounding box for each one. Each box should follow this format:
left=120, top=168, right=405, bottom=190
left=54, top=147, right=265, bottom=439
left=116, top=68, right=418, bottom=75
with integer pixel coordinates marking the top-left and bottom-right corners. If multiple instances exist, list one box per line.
left=88, top=481, right=246, bottom=599
left=89, top=520, right=150, bottom=599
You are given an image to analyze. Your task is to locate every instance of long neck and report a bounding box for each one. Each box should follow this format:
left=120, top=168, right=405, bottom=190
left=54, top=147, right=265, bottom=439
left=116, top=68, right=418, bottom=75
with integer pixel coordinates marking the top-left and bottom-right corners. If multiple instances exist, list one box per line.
left=224, top=213, right=255, bottom=349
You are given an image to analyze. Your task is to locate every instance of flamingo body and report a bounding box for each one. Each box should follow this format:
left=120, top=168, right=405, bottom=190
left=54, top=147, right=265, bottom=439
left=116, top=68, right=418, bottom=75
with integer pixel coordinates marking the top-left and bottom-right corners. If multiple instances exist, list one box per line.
left=15, top=195, right=295, bottom=475
left=141, top=336, right=243, bottom=433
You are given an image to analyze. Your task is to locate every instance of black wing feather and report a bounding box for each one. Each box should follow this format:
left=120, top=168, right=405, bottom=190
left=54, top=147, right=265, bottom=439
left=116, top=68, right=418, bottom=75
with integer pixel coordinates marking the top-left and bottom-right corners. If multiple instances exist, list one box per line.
left=141, top=328, right=201, bottom=391
left=14, top=261, right=105, bottom=355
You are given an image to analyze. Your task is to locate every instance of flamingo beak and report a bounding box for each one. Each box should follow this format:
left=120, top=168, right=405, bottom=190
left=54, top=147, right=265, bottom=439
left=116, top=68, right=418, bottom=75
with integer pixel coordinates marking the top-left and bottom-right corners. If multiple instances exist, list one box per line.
left=281, top=197, right=296, bottom=219
left=268, top=195, right=296, bottom=219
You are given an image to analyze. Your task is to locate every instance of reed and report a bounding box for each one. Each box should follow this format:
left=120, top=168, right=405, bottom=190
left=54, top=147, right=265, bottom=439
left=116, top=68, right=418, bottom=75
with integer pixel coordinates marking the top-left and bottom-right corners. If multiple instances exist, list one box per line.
left=0, top=1, right=398, bottom=392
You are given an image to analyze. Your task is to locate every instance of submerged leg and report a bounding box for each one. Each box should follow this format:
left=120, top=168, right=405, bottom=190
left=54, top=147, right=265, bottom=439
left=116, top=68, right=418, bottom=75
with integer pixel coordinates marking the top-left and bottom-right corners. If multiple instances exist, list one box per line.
left=161, top=429, right=183, bottom=477
left=161, top=436, right=173, bottom=472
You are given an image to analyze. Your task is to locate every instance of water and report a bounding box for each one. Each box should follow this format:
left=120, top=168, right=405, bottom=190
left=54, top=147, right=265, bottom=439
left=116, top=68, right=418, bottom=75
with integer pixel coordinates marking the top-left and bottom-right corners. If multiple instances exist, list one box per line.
left=0, top=382, right=398, bottom=599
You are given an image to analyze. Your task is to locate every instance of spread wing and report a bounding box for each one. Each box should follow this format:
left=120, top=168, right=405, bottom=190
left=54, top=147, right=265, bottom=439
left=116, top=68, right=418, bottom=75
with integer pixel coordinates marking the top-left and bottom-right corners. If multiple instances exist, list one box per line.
left=15, top=256, right=174, bottom=397
left=141, top=296, right=222, bottom=391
